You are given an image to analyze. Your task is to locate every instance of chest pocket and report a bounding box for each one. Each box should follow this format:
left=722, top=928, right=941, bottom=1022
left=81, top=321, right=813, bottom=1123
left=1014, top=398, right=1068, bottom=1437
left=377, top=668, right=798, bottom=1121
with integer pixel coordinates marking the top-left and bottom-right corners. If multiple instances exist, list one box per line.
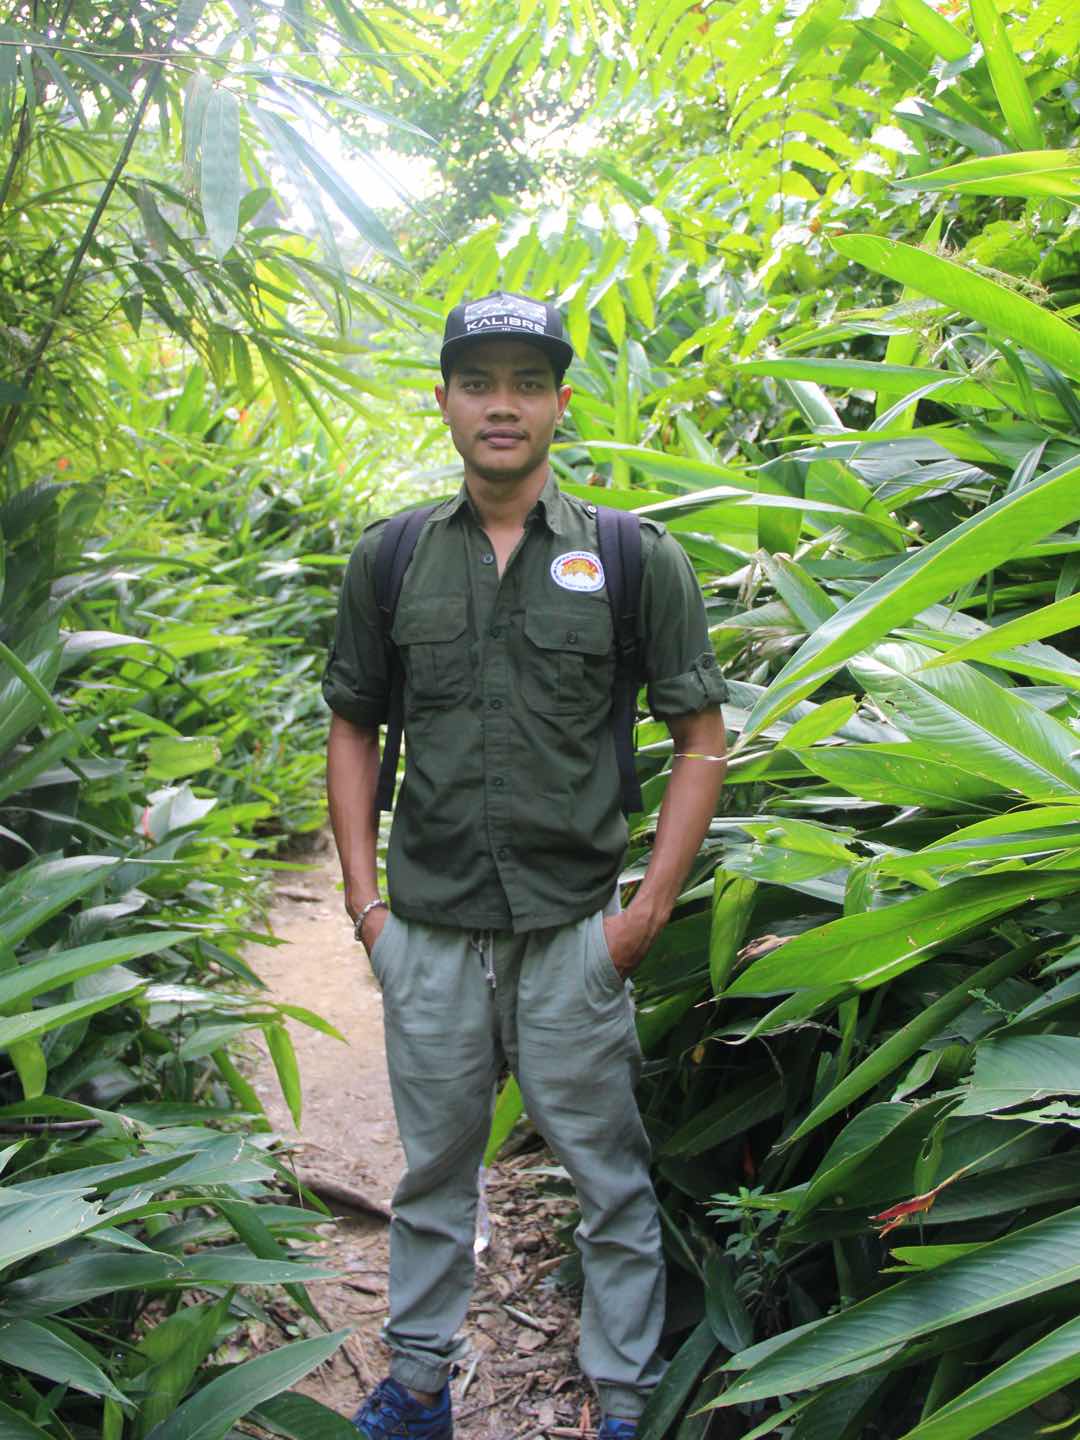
left=522, top=604, right=613, bottom=715
left=393, top=596, right=471, bottom=709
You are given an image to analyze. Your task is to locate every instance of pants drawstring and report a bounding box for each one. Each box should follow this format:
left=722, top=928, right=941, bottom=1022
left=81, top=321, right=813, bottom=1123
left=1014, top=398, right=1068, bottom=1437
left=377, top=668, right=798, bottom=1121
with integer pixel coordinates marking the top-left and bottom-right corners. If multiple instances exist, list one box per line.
left=469, top=930, right=495, bottom=989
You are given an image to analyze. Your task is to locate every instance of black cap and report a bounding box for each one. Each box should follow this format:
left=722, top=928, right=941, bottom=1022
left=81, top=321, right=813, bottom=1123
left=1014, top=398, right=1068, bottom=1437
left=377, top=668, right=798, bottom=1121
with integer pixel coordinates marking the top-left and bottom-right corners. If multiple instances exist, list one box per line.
left=439, top=291, right=574, bottom=382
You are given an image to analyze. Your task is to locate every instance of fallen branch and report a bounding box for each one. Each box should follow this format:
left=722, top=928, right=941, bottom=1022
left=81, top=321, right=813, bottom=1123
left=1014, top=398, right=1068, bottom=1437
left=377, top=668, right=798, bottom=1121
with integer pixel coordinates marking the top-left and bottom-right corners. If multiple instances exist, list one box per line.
left=294, top=1169, right=391, bottom=1221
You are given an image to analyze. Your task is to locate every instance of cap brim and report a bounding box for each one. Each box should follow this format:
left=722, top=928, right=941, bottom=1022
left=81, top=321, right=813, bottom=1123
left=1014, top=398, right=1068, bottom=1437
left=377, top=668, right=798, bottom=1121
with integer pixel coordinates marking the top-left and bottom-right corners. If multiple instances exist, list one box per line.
left=439, top=331, right=574, bottom=380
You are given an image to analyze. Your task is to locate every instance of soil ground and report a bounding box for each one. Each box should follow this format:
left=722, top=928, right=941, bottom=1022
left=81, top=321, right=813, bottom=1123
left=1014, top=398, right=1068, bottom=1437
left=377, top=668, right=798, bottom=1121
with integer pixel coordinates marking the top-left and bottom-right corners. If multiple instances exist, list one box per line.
left=248, top=840, right=596, bottom=1439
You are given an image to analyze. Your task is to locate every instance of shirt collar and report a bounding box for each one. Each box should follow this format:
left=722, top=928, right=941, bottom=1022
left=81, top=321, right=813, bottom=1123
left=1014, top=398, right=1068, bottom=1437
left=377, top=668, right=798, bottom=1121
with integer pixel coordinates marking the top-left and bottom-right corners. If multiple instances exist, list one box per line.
left=440, top=472, right=571, bottom=537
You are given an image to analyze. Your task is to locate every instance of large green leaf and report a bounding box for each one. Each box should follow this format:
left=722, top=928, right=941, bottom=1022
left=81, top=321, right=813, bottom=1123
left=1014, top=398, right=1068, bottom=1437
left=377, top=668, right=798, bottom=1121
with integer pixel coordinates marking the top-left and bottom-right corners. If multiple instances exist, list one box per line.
left=0, top=857, right=117, bottom=951
left=919, top=593, right=1080, bottom=670
left=831, top=236, right=1079, bottom=379
left=0, top=932, right=191, bottom=1009
left=0, top=1319, right=128, bottom=1403
left=0, top=983, right=145, bottom=1052
left=248, top=1394, right=361, bottom=1438
left=895, top=150, right=1080, bottom=200
left=796, top=743, right=1005, bottom=809
left=713, top=1206, right=1080, bottom=1406
left=143, top=1329, right=351, bottom=1440
left=782, top=942, right=1039, bottom=1144
left=897, top=1314, right=1080, bottom=1439
left=740, top=452, right=1080, bottom=741
left=850, top=642, right=1080, bottom=800
left=723, top=870, right=1074, bottom=1000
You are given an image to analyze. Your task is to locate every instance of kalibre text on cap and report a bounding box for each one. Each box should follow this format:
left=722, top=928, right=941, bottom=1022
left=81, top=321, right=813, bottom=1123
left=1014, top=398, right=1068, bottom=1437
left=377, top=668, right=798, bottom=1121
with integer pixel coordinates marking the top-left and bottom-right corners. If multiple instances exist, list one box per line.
left=440, top=291, right=574, bottom=380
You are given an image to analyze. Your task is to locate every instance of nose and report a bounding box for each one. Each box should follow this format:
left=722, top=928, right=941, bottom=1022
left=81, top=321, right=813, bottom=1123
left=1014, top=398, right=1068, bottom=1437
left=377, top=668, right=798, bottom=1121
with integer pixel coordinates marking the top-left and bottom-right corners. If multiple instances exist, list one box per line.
left=484, top=385, right=520, bottom=417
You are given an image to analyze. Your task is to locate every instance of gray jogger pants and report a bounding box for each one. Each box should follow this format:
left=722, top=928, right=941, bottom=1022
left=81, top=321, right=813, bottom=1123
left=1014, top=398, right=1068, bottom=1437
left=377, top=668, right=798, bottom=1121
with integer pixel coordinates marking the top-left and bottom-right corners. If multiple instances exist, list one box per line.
left=366, top=907, right=667, bottom=1420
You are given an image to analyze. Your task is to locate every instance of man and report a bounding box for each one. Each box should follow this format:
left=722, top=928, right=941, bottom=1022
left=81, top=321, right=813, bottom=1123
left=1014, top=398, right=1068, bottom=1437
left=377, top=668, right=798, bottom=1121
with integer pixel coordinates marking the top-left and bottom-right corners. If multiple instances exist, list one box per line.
left=323, top=291, right=728, bottom=1440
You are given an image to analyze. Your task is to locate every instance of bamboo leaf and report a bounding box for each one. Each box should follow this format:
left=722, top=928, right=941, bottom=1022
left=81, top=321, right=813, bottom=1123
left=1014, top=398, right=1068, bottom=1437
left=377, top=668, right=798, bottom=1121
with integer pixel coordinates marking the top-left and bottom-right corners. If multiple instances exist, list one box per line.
left=264, top=1021, right=302, bottom=1128
left=968, top=0, right=1043, bottom=150
left=200, top=88, right=241, bottom=261
left=894, top=0, right=970, bottom=60
left=143, top=1330, right=351, bottom=1440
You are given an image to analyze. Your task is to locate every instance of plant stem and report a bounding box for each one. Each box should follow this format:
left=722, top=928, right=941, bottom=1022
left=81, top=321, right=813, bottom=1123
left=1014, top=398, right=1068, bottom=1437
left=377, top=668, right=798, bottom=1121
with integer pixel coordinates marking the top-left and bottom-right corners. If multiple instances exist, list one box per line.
left=0, top=55, right=164, bottom=460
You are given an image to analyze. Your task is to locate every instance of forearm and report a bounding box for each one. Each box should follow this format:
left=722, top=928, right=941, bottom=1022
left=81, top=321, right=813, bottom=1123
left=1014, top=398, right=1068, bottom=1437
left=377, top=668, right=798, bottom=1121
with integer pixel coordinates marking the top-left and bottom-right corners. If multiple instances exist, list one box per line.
left=630, top=708, right=727, bottom=932
left=326, top=712, right=382, bottom=918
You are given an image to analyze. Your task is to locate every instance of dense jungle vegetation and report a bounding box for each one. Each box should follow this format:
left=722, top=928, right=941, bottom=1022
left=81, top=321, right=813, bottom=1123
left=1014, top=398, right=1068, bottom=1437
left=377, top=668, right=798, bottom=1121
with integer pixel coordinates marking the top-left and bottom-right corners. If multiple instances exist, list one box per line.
left=2, top=0, right=1080, bottom=1434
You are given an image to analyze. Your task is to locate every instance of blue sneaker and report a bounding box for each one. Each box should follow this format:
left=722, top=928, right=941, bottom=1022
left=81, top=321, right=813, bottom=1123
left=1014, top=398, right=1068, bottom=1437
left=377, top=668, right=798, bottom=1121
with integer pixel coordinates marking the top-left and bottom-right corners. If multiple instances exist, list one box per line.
left=598, top=1420, right=639, bottom=1440
left=351, top=1376, right=453, bottom=1439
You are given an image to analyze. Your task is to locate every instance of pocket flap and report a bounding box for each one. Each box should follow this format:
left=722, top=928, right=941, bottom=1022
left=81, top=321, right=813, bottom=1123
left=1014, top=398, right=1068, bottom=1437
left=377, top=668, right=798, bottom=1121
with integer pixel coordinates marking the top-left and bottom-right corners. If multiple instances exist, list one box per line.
left=524, top=605, right=611, bottom=656
left=393, top=597, right=467, bottom=645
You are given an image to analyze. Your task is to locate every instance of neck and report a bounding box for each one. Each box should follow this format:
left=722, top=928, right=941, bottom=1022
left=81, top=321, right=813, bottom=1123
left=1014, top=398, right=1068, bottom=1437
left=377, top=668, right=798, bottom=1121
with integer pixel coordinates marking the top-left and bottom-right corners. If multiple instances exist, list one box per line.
left=464, top=464, right=549, bottom=532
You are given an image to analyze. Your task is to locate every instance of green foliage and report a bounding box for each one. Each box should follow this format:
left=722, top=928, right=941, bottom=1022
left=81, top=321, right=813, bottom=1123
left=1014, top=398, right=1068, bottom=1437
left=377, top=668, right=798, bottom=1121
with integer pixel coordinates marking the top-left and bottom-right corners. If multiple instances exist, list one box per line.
left=5, top=0, right=1080, bottom=1433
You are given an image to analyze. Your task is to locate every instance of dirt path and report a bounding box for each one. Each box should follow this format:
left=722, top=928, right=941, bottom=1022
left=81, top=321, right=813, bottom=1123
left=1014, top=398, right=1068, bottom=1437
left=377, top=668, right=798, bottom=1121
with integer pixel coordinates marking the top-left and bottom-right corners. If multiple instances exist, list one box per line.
left=250, top=843, right=594, bottom=1438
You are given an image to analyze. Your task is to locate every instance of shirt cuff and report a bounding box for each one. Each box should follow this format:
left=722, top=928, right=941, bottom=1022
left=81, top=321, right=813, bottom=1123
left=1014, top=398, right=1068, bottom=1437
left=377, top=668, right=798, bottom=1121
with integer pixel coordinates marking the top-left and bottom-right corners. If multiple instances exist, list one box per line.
left=321, top=666, right=388, bottom=728
left=647, top=651, right=729, bottom=719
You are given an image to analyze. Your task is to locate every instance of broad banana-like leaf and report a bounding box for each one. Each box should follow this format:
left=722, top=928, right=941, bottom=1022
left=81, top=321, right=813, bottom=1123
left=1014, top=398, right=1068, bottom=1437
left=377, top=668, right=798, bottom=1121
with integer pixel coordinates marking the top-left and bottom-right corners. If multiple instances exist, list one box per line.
left=740, top=451, right=1080, bottom=741
left=797, top=743, right=1005, bottom=809
left=896, top=1313, right=1080, bottom=1439
left=919, top=592, right=1080, bottom=669
left=952, top=1035, right=1080, bottom=1117
left=247, top=1393, right=361, bottom=1439
left=851, top=642, right=1080, bottom=800
left=723, top=869, right=1075, bottom=998
left=712, top=1206, right=1080, bottom=1406
left=782, top=944, right=1040, bottom=1145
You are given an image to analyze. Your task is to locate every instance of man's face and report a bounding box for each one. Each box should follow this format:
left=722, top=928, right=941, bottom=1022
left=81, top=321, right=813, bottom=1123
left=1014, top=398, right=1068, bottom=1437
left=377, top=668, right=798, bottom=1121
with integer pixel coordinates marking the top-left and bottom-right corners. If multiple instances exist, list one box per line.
left=435, top=339, right=571, bottom=486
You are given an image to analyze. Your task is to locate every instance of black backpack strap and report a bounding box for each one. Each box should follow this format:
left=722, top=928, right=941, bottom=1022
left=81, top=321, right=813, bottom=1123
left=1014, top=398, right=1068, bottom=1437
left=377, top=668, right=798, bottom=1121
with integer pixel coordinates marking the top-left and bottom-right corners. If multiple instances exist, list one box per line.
left=373, top=505, right=437, bottom=814
left=596, top=506, right=644, bottom=816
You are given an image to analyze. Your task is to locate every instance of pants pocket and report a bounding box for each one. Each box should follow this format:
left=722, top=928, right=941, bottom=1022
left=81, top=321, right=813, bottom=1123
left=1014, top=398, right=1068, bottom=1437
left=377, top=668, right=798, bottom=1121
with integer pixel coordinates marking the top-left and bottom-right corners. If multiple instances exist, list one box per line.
left=584, top=910, right=628, bottom=1008
left=367, top=911, right=397, bottom=983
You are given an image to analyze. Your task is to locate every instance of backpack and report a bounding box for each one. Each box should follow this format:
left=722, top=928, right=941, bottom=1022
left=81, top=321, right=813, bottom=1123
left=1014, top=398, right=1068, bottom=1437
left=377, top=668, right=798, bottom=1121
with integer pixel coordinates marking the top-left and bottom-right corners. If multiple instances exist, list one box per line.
left=372, top=503, right=644, bottom=816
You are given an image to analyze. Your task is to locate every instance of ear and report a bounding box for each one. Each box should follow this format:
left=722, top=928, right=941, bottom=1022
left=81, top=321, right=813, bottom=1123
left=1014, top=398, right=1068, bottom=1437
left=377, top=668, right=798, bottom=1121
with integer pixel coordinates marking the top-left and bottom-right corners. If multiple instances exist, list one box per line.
left=435, top=383, right=449, bottom=422
left=556, top=383, right=572, bottom=422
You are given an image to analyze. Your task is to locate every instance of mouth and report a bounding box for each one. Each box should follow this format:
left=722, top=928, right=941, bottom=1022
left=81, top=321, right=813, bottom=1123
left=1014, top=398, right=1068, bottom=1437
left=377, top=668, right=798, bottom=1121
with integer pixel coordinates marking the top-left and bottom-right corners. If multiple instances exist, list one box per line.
left=479, top=429, right=527, bottom=448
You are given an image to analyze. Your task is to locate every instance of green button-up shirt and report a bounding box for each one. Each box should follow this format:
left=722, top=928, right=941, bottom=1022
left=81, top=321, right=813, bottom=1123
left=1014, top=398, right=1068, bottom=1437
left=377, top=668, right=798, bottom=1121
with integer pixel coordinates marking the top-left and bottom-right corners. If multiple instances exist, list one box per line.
left=323, top=476, right=727, bottom=933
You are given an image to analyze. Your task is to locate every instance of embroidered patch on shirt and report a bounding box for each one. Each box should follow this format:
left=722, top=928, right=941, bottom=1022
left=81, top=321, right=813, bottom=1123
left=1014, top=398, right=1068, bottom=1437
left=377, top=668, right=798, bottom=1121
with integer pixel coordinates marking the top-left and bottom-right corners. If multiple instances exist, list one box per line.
left=551, top=551, right=605, bottom=593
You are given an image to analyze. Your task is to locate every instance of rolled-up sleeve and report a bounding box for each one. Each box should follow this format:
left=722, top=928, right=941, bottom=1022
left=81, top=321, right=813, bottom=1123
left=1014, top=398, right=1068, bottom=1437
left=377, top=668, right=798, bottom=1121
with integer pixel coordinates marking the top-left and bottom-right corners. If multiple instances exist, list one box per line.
left=640, top=527, right=728, bottom=719
left=321, top=527, right=390, bottom=728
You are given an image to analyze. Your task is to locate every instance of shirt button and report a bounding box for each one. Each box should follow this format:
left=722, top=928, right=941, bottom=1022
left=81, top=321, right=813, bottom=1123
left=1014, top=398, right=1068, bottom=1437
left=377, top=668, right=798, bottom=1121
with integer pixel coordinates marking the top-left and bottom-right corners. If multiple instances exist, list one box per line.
left=566, top=630, right=578, bottom=644
left=497, top=846, right=510, bottom=860
left=489, top=698, right=502, bottom=710
left=492, top=776, right=504, bottom=789
left=481, top=552, right=495, bottom=565
left=490, top=625, right=502, bottom=639
left=586, top=503, right=597, bottom=515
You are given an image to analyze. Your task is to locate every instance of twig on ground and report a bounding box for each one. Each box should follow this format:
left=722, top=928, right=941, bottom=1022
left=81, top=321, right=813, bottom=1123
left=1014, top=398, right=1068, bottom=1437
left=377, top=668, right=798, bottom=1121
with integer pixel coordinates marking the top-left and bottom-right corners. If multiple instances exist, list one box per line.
left=295, top=1169, right=391, bottom=1221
